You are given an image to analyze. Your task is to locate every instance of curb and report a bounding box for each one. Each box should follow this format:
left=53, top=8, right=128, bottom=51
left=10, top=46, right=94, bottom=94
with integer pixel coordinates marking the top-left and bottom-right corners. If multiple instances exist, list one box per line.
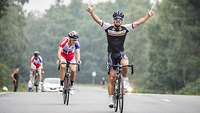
left=0, top=92, right=11, bottom=96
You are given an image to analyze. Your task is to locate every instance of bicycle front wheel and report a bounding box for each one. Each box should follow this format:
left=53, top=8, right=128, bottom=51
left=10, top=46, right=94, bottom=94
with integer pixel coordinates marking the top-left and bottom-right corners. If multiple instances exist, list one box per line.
left=114, top=80, right=119, bottom=112
left=119, top=75, right=124, bottom=113
left=35, top=85, right=38, bottom=92
left=63, top=75, right=70, bottom=105
left=66, top=89, right=70, bottom=105
left=63, top=89, right=67, bottom=104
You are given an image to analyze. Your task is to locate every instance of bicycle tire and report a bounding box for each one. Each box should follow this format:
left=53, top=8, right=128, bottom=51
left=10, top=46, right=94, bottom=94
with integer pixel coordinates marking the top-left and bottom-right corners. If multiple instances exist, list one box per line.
left=63, top=75, right=70, bottom=105
left=35, top=85, right=38, bottom=92
left=114, top=80, right=119, bottom=112
left=63, top=89, right=67, bottom=104
left=119, top=75, right=124, bottom=113
left=34, top=72, right=40, bottom=92
left=66, top=89, right=70, bottom=105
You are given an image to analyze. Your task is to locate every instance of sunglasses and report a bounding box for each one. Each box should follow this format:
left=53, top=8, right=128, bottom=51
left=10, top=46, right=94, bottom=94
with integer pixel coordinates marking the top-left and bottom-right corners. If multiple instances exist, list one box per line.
left=114, top=18, right=123, bottom=21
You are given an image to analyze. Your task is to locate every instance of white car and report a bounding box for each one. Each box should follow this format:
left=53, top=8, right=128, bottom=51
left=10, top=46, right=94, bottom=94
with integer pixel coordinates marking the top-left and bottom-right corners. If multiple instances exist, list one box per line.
left=42, top=78, right=62, bottom=92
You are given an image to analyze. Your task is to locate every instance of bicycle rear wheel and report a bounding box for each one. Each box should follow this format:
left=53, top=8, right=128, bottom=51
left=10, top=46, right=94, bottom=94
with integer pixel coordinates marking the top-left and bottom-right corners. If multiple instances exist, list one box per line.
left=119, top=75, right=124, bottom=113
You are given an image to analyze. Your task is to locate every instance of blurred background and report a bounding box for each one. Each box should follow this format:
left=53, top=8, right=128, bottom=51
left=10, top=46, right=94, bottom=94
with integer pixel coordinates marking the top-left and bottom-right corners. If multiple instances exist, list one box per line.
left=0, top=0, right=200, bottom=95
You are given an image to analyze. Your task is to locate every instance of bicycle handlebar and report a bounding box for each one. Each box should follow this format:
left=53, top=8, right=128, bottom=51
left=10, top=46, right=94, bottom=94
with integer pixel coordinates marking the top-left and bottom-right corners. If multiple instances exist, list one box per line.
left=58, top=62, right=80, bottom=71
left=111, top=64, right=135, bottom=75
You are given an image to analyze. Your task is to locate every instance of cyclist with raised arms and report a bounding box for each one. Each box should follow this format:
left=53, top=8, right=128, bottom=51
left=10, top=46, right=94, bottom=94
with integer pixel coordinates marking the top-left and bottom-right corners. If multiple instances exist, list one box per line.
left=87, top=3, right=154, bottom=108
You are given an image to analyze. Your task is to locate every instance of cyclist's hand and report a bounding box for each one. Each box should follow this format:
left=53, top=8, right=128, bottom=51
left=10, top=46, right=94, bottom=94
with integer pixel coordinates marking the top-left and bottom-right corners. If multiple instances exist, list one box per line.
left=87, top=2, right=94, bottom=14
left=77, top=60, right=81, bottom=64
left=41, top=70, right=45, bottom=75
left=56, top=59, right=60, bottom=64
left=148, top=10, right=154, bottom=17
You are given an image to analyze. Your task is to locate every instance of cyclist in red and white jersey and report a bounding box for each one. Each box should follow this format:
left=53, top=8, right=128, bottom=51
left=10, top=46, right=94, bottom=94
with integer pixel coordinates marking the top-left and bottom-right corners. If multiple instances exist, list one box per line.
left=30, top=51, right=44, bottom=82
left=57, top=31, right=81, bottom=89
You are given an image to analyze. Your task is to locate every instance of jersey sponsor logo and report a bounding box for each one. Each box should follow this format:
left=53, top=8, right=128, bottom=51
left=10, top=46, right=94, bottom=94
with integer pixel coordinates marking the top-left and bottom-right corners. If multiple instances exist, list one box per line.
left=62, top=44, right=75, bottom=54
left=107, top=29, right=127, bottom=37
left=32, top=57, right=42, bottom=64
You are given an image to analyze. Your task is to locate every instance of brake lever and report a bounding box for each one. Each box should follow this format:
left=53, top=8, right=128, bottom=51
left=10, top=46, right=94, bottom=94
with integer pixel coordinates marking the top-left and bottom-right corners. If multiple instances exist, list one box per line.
left=77, top=64, right=80, bottom=72
left=131, top=65, right=134, bottom=75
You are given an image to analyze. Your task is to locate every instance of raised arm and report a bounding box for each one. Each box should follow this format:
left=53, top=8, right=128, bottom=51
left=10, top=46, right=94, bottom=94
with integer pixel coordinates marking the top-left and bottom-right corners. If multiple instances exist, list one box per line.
left=87, top=3, right=102, bottom=26
left=132, top=10, right=154, bottom=28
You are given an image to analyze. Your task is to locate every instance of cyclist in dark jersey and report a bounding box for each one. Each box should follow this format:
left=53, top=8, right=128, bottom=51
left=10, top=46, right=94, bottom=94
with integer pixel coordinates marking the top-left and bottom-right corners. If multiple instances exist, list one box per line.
left=87, top=3, right=154, bottom=108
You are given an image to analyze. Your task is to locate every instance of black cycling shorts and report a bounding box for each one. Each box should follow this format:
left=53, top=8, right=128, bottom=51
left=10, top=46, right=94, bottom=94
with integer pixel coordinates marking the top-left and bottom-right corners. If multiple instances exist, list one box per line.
left=107, top=52, right=128, bottom=71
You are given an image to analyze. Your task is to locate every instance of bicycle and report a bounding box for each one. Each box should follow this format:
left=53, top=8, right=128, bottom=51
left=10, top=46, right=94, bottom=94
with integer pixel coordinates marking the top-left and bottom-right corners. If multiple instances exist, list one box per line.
left=112, top=64, right=134, bottom=113
left=58, top=61, right=80, bottom=105
left=32, top=69, right=40, bottom=92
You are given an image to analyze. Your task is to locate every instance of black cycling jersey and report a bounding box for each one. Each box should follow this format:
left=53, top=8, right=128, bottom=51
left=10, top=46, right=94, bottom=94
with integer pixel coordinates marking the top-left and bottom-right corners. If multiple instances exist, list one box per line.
left=101, top=21, right=134, bottom=53
left=105, top=26, right=129, bottom=53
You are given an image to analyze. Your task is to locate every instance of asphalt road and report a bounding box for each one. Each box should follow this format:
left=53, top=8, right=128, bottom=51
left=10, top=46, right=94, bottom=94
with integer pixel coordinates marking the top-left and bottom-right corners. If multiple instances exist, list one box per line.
left=0, top=86, right=200, bottom=113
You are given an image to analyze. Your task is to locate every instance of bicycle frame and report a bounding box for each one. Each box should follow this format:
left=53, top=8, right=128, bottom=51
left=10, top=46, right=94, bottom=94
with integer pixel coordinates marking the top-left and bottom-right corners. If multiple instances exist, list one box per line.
left=33, top=69, right=40, bottom=92
left=112, top=64, right=134, bottom=113
left=60, top=61, right=80, bottom=105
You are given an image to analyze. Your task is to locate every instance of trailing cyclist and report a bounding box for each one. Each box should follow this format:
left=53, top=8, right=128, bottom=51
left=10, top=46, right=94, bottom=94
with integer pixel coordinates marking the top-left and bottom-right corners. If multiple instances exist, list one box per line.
left=87, top=4, right=154, bottom=108
left=30, top=51, right=44, bottom=83
left=57, top=31, right=81, bottom=93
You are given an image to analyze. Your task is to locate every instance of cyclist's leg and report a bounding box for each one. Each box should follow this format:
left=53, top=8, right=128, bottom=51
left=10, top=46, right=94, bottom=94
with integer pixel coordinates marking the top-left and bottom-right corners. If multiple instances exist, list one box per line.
left=15, top=79, right=19, bottom=92
left=108, top=53, right=118, bottom=107
left=120, top=53, right=129, bottom=77
left=29, top=70, right=33, bottom=82
left=120, top=53, right=129, bottom=93
left=108, top=52, right=115, bottom=96
left=38, top=67, right=42, bottom=82
left=31, top=64, right=36, bottom=83
left=69, top=57, right=77, bottom=86
left=30, top=63, right=36, bottom=77
left=108, top=68, right=116, bottom=95
left=60, top=57, right=66, bottom=86
left=13, top=80, right=16, bottom=92
left=69, top=65, right=77, bottom=86
left=108, top=68, right=116, bottom=108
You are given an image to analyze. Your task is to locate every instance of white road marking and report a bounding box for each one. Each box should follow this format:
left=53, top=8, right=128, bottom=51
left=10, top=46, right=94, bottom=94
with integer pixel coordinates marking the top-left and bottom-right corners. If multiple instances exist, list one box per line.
left=161, top=98, right=171, bottom=102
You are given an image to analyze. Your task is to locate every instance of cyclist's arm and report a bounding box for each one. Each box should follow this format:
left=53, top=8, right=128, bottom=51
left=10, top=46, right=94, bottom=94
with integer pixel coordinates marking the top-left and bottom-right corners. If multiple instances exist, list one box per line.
left=39, top=56, right=43, bottom=68
left=11, top=69, right=16, bottom=80
left=87, top=3, right=102, bottom=26
left=58, top=37, right=67, bottom=60
left=57, top=47, right=62, bottom=60
left=11, top=72, right=14, bottom=80
left=76, top=49, right=81, bottom=62
left=29, top=56, right=33, bottom=68
left=132, top=10, right=154, bottom=28
left=75, top=41, right=81, bottom=62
